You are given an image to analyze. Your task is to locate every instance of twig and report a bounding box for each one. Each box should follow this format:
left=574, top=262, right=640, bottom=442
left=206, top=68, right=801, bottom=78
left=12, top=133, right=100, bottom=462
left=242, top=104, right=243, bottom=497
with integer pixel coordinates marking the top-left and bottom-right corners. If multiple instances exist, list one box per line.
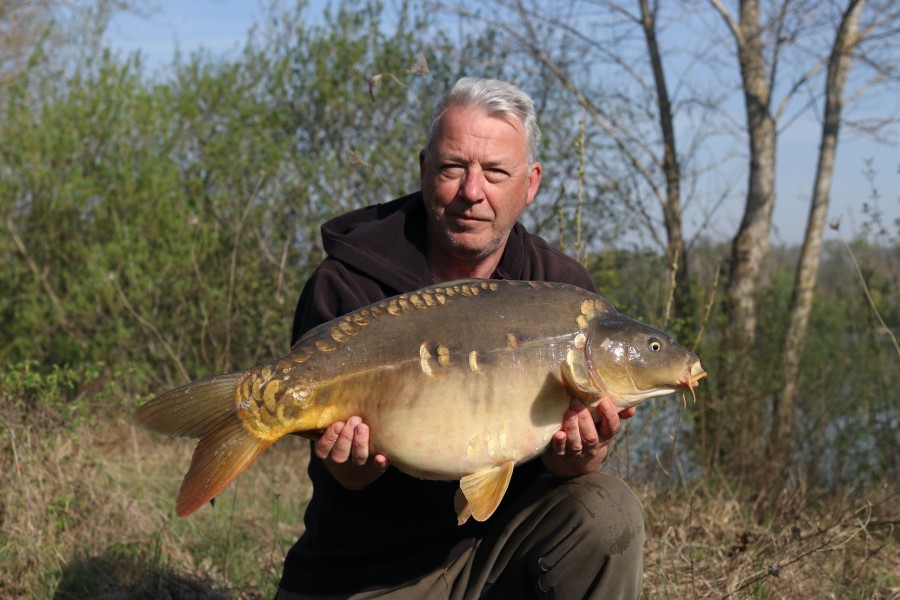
left=1, top=412, right=36, bottom=535
left=689, top=493, right=698, bottom=600
left=224, top=175, right=266, bottom=371
left=6, top=216, right=64, bottom=315
left=112, top=274, right=190, bottom=383
left=130, top=422, right=143, bottom=479
left=222, top=481, right=239, bottom=581
left=575, top=114, right=587, bottom=266
left=655, top=452, right=671, bottom=476
left=722, top=535, right=843, bottom=598
left=663, top=247, right=679, bottom=329
left=1, top=414, right=24, bottom=480
left=721, top=486, right=897, bottom=599
left=829, top=219, right=900, bottom=358
left=275, top=230, right=291, bottom=306
left=692, top=258, right=721, bottom=353
left=367, top=52, right=429, bottom=102
left=269, top=488, right=286, bottom=585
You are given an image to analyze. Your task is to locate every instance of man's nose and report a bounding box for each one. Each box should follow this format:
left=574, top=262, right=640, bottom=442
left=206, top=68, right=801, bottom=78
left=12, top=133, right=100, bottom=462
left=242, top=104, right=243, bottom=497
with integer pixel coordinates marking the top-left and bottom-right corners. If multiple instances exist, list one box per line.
left=459, top=169, right=485, bottom=203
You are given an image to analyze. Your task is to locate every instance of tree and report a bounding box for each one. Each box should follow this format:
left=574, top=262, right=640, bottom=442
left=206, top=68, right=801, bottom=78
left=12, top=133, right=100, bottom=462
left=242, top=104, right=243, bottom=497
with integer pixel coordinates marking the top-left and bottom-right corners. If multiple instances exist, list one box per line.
left=1, top=0, right=56, bottom=87
left=772, top=0, right=900, bottom=455
left=637, top=0, right=692, bottom=324
left=0, top=0, right=137, bottom=90
left=707, top=0, right=779, bottom=347
left=700, top=0, right=899, bottom=470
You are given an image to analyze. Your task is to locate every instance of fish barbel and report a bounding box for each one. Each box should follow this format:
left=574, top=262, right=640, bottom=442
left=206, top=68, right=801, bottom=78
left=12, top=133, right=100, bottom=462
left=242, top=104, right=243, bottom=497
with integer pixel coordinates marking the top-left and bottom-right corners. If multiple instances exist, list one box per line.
left=135, top=279, right=706, bottom=524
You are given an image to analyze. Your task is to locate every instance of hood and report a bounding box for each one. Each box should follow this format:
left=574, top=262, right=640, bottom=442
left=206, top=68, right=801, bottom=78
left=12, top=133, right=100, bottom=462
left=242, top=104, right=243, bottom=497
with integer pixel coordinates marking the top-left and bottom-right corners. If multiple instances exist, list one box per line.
left=319, top=191, right=574, bottom=294
left=320, top=193, right=433, bottom=294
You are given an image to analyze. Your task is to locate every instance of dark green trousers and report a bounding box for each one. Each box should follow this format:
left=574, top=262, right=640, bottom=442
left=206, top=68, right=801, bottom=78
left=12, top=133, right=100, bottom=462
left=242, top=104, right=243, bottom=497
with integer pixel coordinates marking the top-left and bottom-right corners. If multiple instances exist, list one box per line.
left=277, top=472, right=644, bottom=600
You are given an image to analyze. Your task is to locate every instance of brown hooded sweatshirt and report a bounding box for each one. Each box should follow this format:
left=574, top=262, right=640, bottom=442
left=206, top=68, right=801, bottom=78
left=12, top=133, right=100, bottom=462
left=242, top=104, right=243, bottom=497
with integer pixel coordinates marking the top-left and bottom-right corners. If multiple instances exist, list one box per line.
left=279, top=192, right=596, bottom=595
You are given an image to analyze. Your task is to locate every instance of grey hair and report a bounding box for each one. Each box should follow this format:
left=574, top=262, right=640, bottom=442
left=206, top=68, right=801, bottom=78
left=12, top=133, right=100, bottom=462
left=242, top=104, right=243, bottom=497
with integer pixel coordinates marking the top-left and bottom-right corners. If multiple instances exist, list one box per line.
left=425, top=77, right=541, bottom=165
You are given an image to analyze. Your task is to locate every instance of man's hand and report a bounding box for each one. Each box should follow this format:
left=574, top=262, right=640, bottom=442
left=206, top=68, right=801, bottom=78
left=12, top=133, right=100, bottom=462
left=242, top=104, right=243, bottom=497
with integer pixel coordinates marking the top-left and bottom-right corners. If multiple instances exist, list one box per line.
left=316, top=416, right=389, bottom=490
left=541, top=398, right=635, bottom=478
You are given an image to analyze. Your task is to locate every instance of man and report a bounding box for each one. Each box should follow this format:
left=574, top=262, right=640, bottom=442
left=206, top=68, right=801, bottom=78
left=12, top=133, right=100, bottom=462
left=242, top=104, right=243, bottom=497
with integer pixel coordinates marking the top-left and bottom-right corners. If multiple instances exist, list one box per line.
left=277, top=77, right=644, bottom=599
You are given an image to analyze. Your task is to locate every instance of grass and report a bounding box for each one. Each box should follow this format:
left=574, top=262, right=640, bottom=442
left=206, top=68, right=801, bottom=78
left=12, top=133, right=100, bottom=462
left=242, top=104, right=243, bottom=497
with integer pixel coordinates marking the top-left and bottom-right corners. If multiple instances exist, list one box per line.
left=1, top=403, right=897, bottom=599
left=1, top=405, right=311, bottom=599
left=640, top=477, right=899, bottom=598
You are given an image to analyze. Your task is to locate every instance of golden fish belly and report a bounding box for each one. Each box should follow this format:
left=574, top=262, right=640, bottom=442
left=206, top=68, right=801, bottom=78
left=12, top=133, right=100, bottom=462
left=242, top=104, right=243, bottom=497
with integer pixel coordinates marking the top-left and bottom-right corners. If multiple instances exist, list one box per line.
left=372, top=367, right=569, bottom=479
left=297, top=334, right=575, bottom=481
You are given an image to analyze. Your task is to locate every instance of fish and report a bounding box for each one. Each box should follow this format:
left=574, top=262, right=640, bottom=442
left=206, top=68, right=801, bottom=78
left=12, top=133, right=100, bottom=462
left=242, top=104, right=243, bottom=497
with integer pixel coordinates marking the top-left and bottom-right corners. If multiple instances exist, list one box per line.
left=135, top=279, right=706, bottom=524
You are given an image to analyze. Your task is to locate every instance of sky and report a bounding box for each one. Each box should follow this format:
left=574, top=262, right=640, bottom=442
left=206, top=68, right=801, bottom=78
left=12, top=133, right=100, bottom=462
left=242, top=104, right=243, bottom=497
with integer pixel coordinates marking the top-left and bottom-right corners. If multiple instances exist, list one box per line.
left=104, top=0, right=900, bottom=247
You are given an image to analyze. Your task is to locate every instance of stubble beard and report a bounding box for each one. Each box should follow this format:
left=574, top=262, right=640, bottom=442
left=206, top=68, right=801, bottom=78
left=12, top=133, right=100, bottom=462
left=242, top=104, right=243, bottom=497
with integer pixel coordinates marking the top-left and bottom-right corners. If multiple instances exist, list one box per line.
left=437, top=224, right=509, bottom=264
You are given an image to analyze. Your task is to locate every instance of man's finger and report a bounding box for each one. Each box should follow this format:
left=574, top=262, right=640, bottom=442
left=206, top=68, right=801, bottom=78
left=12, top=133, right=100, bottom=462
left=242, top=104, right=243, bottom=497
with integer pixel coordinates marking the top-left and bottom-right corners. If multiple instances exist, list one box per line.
left=618, top=406, right=637, bottom=420
left=332, top=416, right=361, bottom=463
left=576, top=405, right=599, bottom=442
left=351, top=422, right=370, bottom=465
left=373, top=453, right=390, bottom=470
left=563, top=407, right=581, bottom=453
left=595, top=398, right=621, bottom=441
left=550, top=430, right=568, bottom=456
left=315, top=421, right=345, bottom=459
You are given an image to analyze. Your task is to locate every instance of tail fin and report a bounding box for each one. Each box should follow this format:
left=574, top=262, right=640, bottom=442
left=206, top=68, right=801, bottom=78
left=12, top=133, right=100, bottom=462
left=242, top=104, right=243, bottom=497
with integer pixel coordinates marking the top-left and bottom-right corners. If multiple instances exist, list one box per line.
left=134, top=373, right=275, bottom=517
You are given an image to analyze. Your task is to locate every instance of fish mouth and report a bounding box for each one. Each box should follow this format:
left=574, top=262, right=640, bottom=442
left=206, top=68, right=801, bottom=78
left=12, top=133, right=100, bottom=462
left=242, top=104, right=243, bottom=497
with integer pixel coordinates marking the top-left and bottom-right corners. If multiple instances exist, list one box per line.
left=679, top=360, right=707, bottom=404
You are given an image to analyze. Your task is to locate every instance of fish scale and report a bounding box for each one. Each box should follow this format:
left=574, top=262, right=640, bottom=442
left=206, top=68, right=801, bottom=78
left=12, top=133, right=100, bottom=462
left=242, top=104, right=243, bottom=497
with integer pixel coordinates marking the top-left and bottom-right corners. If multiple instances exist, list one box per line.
left=135, top=279, right=706, bottom=523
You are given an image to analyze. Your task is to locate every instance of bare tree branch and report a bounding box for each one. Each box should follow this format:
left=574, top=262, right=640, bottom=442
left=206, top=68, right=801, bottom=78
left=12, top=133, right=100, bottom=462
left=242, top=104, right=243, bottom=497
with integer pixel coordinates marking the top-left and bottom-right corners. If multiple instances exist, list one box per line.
left=707, top=0, right=744, bottom=45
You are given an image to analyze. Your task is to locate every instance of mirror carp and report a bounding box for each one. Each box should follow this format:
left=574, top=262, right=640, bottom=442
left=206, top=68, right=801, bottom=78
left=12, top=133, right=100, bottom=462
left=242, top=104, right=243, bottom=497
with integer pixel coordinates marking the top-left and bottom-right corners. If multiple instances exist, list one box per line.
left=135, top=279, right=706, bottom=524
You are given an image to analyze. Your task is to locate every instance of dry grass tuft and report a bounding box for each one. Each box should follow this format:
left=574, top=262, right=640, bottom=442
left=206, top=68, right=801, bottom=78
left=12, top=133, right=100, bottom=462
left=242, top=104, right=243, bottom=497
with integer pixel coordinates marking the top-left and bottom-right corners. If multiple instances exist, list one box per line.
left=1, top=405, right=311, bottom=599
left=640, top=477, right=899, bottom=599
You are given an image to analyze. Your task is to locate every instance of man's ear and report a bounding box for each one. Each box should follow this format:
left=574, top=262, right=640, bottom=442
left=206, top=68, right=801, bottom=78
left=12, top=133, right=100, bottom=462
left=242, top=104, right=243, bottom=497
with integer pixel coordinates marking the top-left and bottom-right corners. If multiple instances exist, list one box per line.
left=526, top=162, right=542, bottom=206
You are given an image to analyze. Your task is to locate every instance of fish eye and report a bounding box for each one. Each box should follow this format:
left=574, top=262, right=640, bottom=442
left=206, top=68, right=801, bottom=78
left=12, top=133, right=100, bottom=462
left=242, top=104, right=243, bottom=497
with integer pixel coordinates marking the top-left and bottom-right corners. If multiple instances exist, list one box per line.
left=648, top=338, right=662, bottom=352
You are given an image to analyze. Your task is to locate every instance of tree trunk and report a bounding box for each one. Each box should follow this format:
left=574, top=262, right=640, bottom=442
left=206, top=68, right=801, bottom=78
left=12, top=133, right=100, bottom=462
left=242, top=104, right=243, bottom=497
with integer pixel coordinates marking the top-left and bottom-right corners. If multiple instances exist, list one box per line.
left=703, top=0, right=779, bottom=474
left=769, top=0, right=865, bottom=457
left=639, top=0, right=692, bottom=325
left=725, top=0, right=777, bottom=347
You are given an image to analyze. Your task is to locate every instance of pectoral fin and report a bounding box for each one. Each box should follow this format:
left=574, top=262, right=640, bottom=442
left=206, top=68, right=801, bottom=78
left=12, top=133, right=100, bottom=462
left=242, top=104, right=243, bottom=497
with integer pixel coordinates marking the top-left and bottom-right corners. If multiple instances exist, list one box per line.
left=454, top=461, right=515, bottom=525
left=561, top=348, right=602, bottom=402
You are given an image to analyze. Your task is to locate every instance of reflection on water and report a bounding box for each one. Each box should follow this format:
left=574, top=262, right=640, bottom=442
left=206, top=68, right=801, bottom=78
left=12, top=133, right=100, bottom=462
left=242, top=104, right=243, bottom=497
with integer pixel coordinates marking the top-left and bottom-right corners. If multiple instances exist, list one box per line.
left=605, top=391, right=898, bottom=490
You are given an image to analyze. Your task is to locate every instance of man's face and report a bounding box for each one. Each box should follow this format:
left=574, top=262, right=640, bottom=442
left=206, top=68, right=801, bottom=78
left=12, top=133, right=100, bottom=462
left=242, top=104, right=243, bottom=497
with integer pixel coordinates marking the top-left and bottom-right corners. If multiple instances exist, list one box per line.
left=419, top=104, right=542, bottom=266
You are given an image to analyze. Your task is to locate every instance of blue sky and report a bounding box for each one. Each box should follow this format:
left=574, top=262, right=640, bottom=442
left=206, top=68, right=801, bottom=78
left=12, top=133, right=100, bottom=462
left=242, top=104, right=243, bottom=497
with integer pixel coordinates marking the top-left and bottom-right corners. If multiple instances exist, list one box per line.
left=104, top=0, right=899, bottom=247
left=106, top=0, right=264, bottom=66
